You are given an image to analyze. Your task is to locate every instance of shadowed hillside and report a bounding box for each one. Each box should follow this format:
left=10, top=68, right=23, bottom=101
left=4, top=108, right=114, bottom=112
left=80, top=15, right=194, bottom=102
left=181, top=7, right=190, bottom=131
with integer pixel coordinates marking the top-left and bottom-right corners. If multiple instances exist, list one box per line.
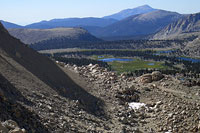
left=0, top=22, right=105, bottom=132
left=8, top=27, right=101, bottom=44
left=0, top=74, right=49, bottom=132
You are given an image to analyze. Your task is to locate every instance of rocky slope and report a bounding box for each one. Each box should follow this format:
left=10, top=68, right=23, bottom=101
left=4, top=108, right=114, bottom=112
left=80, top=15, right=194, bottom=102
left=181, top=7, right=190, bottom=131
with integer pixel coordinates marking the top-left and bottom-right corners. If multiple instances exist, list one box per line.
left=0, top=22, right=104, bottom=132
left=0, top=120, right=26, bottom=133
left=62, top=62, right=200, bottom=132
left=152, top=12, right=200, bottom=56
left=183, top=36, right=200, bottom=57
left=8, top=27, right=101, bottom=44
left=153, top=12, right=200, bottom=39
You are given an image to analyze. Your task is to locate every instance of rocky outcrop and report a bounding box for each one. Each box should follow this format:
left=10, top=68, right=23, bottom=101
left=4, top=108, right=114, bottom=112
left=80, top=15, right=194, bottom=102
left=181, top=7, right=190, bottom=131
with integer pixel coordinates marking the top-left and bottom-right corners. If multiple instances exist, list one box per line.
left=139, top=74, right=152, bottom=83
left=139, top=71, right=164, bottom=83
left=0, top=120, right=25, bottom=133
left=153, top=12, right=200, bottom=39
left=152, top=71, right=164, bottom=81
left=183, top=79, right=200, bottom=87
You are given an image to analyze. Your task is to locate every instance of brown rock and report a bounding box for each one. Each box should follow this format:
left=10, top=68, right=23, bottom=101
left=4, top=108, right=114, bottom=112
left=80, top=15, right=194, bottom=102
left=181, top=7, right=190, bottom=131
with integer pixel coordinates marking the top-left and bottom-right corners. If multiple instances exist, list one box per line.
left=152, top=71, right=164, bottom=81
left=9, top=128, right=24, bottom=133
left=139, top=74, right=152, bottom=83
left=3, top=120, right=19, bottom=130
left=0, top=122, right=8, bottom=133
left=116, top=87, right=140, bottom=102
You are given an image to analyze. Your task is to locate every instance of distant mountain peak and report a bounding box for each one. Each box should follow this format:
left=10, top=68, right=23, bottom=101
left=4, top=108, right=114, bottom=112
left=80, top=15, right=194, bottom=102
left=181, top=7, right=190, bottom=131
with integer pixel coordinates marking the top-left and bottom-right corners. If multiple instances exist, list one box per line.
left=103, top=5, right=157, bottom=20
left=136, top=4, right=152, bottom=8
left=120, top=5, right=153, bottom=11
left=95, top=10, right=183, bottom=39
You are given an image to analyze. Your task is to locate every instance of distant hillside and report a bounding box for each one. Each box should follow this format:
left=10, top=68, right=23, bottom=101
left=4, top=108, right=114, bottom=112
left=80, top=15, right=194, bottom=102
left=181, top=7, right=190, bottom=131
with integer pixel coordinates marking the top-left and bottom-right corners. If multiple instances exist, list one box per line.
left=184, top=36, right=200, bottom=57
left=25, top=17, right=118, bottom=29
left=8, top=27, right=101, bottom=44
left=94, top=10, right=183, bottom=39
left=151, top=12, right=200, bottom=57
left=153, top=13, right=200, bottom=39
left=0, top=20, right=22, bottom=28
left=103, top=5, right=157, bottom=20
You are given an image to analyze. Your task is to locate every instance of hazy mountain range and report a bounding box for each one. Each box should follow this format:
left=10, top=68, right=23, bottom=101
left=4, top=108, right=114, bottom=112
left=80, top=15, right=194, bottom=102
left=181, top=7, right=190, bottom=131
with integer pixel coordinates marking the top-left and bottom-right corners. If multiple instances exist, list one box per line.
left=25, top=18, right=118, bottom=29
left=2, top=5, right=200, bottom=47
left=2, top=5, right=155, bottom=29
left=2, top=5, right=162, bottom=40
left=94, top=10, right=183, bottom=39
left=103, top=5, right=157, bottom=20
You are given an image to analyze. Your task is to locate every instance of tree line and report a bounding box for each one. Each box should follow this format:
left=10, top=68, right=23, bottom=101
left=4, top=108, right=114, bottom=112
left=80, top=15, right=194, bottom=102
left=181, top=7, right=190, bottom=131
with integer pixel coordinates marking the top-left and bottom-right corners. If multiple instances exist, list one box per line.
left=31, top=38, right=186, bottom=51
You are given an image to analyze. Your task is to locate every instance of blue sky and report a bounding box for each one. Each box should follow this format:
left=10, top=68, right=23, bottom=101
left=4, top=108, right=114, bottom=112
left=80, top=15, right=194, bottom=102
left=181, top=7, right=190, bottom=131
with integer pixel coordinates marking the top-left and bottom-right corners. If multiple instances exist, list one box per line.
left=0, top=0, right=200, bottom=25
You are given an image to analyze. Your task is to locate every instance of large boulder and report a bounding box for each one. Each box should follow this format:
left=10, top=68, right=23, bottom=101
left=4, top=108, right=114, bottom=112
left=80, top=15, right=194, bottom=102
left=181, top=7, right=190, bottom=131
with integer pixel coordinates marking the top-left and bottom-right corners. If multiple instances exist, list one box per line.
left=9, top=128, right=25, bottom=133
left=138, top=71, right=164, bottom=83
left=139, top=74, right=152, bottom=83
left=3, top=120, right=18, bottom=130
left=0, top=120, right=25, bottom=133
left=151, top=71, right=164, bottom=81
left=0, top=122, right=8, bottom=133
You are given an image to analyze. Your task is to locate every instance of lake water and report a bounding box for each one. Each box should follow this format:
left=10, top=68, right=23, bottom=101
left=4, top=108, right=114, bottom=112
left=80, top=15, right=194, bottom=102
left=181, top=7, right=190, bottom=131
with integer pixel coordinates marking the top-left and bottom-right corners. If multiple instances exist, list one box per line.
left=155, top=50, right=200, bottom=63
left=148, top=63, right=155, bottom=66
left=98, top=58, right=134, bottom=62
left=98, top=56, right=104, bottom=58
left=154, top=50, right=175, bottom=55
left=158, top=50, right=174, bottom=54
left=177, top=57, right=200, bottom=63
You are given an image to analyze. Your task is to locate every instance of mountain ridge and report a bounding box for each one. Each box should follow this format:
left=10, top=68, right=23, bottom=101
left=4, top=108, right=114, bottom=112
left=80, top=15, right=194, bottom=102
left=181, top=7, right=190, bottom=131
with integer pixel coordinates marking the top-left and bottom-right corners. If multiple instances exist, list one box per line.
left=8, top=27, right=101, bottom=44
left=94, top=10, right=183, bottom=39
left=153, top=12, right=200, bottom=39
left=103, top=5, right=157, bottom=20
left=0, top=20, right=22, bottom=29
left=25, top=17, right=118, bottom=29
left=1, top=5, right=157, bottom=31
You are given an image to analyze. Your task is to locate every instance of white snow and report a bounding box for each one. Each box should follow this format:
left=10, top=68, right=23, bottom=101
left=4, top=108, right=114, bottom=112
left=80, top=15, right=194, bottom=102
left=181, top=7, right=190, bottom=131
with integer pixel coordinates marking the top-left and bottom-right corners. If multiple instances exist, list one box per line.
left=128, top=102, right=146, bottom=110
